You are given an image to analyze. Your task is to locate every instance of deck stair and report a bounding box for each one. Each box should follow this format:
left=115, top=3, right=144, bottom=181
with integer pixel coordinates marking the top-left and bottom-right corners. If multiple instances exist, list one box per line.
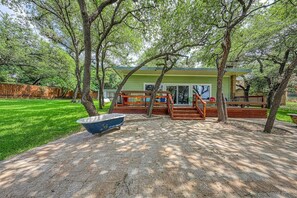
left=171, top=107, right=204, bottom=120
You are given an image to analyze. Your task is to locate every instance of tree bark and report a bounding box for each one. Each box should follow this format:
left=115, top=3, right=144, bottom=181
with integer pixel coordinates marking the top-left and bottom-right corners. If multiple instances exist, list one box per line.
left=100, top=82, right=104, bottom=107
left=266, top=88, right=276, bottom=109
left=217, top=29, right=231, bottom=123
left=96, top=72, right=103, bottom=109
left=264, top=57, right=297, bottom=133
left=147, top=67, right=167, bottom=117
left=100, top=64, right=106, bottom=107
left=72, top=53, right=82, bottom=103
left=78, top=0, right=98, bottom=116
left=222, top=93, right=228, bottom=121
left=71, top=83, right=79, bottom=103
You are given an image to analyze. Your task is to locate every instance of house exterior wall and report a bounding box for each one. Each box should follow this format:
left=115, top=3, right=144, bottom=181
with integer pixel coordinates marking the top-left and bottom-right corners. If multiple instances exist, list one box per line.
left=123, top=75, right=231, bottom=101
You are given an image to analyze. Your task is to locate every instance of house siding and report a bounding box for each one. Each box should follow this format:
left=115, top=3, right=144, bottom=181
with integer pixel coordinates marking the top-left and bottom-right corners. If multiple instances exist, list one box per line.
left=123, top=75, right=231, bottom=100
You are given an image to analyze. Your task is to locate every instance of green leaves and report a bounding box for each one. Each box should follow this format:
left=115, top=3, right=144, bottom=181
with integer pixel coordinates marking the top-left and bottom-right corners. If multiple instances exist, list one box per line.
left=0, top=12, right=76, bottom=89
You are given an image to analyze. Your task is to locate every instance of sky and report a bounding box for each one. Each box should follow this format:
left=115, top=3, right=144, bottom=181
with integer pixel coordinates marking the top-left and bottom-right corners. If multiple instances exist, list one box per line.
left=0, top=4, right=15, bottom=15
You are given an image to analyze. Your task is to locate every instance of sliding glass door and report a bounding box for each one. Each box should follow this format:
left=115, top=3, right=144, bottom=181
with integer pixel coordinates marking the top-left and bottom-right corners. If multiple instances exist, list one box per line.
left=166, top=85, right=189, bottom=105
left=166, top=86, right=177, bottom=104
left=177, top=85, right=189, bottom=104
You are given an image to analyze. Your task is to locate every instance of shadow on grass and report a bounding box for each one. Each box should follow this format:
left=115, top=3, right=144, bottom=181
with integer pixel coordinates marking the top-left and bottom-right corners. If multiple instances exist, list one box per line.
left=0, top=99, right=110, bottom=160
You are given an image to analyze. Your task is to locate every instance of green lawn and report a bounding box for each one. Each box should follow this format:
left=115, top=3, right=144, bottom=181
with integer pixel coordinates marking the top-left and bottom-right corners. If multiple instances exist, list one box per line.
left=276, top=102, right=297, bottom=123
left=0, top=99, right=109, bottom=160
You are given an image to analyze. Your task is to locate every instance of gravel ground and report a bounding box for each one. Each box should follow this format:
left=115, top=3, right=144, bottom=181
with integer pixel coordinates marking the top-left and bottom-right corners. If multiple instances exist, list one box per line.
left=0, top=115, right=297, bottom=197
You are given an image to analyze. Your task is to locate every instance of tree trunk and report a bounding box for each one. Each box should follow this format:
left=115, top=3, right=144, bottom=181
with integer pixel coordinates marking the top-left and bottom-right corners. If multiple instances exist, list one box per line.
left=71, top=83, right=79, bottom=103
left=101, top=67, right=106, bottom=107
left=266, top=89, right=275, bottom=109
left=78, top=0, right=98, bottom=116
left=216, top=69, right=225, bottom=122
left=147, top=68, right=166, bottom=117
left=108, top=53, right=172, bottom=113
left=222, top=93, right=228, bottom=121
left=264, top=57, right=297, bottom=133
left=100, top=84, right=104, bottom=107
left=72, top=53, right=82, bottom=103
left=96, top=75, right=103, bottom=109
left=216, top=29, right=231, bottom=123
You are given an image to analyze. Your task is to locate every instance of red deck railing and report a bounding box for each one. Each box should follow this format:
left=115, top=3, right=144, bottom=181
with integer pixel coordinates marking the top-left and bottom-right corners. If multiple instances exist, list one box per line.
left=193, top=94, right=206, bottom=119
left=116, top=91, right=169, bottom=107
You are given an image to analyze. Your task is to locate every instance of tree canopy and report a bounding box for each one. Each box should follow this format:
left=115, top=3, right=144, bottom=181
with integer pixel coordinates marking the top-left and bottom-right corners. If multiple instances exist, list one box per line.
left=1, top=0, right=296, bottom=132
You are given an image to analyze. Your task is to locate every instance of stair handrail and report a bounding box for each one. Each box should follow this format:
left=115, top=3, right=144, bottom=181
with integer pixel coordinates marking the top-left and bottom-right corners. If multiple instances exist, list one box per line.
left=194, top=93, right=206, bottom=119
left=167, top=93, right=174, bottom=118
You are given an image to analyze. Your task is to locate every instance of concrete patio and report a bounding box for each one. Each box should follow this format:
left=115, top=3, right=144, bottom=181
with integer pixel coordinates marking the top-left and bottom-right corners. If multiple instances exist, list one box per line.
left=0, top=115, right=297, bottom=197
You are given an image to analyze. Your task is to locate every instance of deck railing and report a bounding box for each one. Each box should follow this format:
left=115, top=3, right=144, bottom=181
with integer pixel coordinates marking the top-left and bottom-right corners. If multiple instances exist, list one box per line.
left=207, top=101, right=267, bottom=108
left=193, top=94, right=206, bottom=119
left=116, top=90, right=169, bottom=107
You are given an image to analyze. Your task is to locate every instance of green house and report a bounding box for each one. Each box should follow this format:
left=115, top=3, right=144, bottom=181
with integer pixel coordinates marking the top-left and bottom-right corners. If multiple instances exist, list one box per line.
left=115, top=66, right=250, bottom=105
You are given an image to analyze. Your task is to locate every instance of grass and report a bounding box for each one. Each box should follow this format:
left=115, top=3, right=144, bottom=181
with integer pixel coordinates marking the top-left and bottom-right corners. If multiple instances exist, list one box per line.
left=276, top=102, right=297, bottom=123
left=0, top=99, right=110, bottom=160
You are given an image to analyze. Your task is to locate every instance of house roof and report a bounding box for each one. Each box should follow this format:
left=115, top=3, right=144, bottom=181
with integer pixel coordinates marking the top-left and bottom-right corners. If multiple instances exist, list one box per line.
left=114, top=66, right=250, bottom=77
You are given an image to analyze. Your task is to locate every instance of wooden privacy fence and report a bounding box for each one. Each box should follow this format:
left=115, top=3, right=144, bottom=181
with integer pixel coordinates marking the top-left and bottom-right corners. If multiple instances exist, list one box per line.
left=0, top=83, right=98, bottom=99
left=0, top=83, right=64, bottom=99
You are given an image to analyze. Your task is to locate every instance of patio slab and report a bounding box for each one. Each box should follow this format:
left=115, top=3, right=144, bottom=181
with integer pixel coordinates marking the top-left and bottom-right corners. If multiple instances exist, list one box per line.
left=1, top=115, right=297, bottom=197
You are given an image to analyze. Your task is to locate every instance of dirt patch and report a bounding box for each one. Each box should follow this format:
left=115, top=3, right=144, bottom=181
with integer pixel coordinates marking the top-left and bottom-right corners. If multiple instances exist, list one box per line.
left=227, top=120, right=293, bottom=135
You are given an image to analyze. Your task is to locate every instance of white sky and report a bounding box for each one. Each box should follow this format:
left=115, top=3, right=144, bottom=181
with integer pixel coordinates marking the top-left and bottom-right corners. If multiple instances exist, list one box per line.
left=0, top=4, right=15, bottom=15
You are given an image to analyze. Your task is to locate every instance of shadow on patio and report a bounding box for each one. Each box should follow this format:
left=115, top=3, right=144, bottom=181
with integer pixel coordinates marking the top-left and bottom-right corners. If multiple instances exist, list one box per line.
left=0, top=116, right=297, bottom=197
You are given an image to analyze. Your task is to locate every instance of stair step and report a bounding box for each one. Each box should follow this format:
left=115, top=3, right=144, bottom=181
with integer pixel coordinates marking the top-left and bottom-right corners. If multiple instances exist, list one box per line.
left=173, top=113, right=200, bottom=117
left=173, top=109, right=197, bottom=111
left=173, top=107, right=196, bottom=110
left=173, top=110, right=198, bottom=113
left=172, top=116, right=205, bottom=120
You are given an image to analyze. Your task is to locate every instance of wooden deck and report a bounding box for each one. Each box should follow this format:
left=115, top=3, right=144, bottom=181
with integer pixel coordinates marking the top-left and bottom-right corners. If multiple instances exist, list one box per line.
left=113, top=106, right=267, bottom=118
left=113, top=91, right=267, bottom=119
left=113, top=106, right=168, bottom=115
left=206, top=107, right=267, bottom=118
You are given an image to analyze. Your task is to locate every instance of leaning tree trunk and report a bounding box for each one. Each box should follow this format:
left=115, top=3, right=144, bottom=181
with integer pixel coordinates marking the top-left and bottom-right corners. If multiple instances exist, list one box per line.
left=78, top=1, right=98, bottom=116
left=96, top=75, right=103, bottom=109
left=217, top=30, right=231, bottom=123
left=266, top=89, right=275, bottom=109
left=147, top=68, right=167, bottom=117
left=108, top=65, right=145, bottom=114
left=264, top=57, right=297, bottom=133
left=100, top=68, right=106, bottom=107
left=72, top=54, right=82, bottom=103
left=108, top=53, right=170, bottom=113
left=71, top=83, right=79, bottom=103
left=267, top=83, right=280, bottom=109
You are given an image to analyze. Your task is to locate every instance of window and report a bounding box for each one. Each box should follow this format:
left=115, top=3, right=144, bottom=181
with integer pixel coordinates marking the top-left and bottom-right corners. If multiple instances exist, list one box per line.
left=144, top=84, right=163, bottom=91
left=193, top=85, right=211, bottom=100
